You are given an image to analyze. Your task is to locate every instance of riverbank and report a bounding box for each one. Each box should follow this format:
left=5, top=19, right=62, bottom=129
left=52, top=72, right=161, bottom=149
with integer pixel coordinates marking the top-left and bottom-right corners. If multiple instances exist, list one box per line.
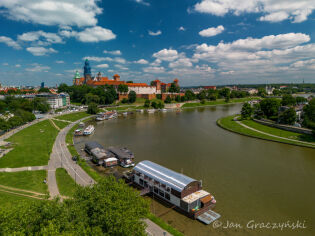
left=103, top=96, right=261, bottom=112
left=217, top=115, right=315, bottom=149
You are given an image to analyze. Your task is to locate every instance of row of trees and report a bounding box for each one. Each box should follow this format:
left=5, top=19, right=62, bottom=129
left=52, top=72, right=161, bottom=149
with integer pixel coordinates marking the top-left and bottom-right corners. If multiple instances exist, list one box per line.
left=58, top=84, right=118, bottom=105
left=241, top=96, right=315, bottom=134
left=144, top=99, right=164, bottom=109
left=0, top=96, right=50, bottom=131
left=0, top=177, right=150, bottom=235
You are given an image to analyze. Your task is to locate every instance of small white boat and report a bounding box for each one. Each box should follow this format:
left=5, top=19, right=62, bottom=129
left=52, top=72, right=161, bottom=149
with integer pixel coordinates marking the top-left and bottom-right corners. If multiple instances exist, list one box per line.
left=161, top=108, right=167, bottom=112
left=136, top=109, right=144, bottom=113
left=83, top=125, right=95, bottom=135
left=122, top=112, right=128, bottom=116
left=147, top=109, right=155, bottom=113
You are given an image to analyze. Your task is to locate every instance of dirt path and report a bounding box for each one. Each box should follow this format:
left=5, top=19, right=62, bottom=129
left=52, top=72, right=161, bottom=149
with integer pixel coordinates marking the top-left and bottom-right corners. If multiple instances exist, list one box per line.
left=49, top=119, right=60, bottom=131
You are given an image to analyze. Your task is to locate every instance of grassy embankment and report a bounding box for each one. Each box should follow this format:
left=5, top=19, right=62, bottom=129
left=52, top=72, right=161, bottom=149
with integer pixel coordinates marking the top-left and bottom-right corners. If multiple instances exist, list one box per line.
left=52, top=119, right=69, bottom=129
left=182, top=97, right=259, bottom=108
left=55, top=111, right=90, bottom=122
left=0, top=171, right=48, bottom=194
left=56, top=168, right=77, bottom=197
left=0, top=120, right=58, bottom=168
left=217, top=115, right=315, bottom=148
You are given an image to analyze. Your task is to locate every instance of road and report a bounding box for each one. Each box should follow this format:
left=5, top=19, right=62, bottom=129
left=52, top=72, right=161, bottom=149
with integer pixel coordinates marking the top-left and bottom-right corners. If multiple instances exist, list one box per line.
left=48, top=118, right=95, bottom=198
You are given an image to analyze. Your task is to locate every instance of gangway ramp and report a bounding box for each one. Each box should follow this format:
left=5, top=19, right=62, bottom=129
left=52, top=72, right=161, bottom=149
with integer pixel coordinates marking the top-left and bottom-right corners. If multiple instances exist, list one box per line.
left=197, top=209, right=221, bottom=225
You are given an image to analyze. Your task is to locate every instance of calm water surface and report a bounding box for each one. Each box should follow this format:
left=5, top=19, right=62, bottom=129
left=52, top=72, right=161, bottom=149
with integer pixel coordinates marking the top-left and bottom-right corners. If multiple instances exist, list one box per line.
left=75, top=104, right=315, bottom=236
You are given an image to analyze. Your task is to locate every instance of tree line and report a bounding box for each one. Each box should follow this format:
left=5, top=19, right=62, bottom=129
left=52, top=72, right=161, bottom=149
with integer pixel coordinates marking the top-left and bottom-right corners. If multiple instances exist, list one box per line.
left=0, top=177, right=150, bottom=235
left=0, top=96, right=50, bottom=131
left=241, top=95, right=315, bottom=135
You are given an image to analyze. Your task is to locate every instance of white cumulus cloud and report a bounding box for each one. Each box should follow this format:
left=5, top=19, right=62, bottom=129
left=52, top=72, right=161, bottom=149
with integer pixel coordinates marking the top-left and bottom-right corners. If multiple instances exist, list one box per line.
left=96, top=64, right=109, bottom=68
left=153, top=49, right=179, bottom=61
left=0, top=36, right=21, bottom=49
left=199, top=25, right=224, bottom=37
left=134, top=59, right=149, bottom=64
left=26, top=47, right=57, bottom=56
left=0, top=0, right=102, bottom=27
left=148, top=30, right=162, bottom=36
left=103, top=50, right=122, bottom=55
left=193, top=0, right=315, bottom=23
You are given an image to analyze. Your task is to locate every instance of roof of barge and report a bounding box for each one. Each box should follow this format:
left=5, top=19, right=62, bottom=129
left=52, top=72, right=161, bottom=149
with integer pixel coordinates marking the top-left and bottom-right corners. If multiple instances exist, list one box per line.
left=134, top=160, right=197, bottom=192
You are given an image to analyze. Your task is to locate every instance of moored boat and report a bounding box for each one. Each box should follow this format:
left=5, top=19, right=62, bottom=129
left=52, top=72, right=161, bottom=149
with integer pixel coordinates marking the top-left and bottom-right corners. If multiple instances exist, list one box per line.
left=83, top=125, right=95, bottom=135
left=147, top=109, right=155, bottom=113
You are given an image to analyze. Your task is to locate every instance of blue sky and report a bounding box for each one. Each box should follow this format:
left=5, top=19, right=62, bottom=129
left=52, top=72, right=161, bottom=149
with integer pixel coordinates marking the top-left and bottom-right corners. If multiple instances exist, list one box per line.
left=0, top=0, right=315, bottom=86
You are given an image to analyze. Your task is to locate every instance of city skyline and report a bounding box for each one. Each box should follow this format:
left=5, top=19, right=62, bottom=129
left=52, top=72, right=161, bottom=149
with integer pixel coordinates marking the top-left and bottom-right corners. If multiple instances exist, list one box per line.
left=0, top=0, right=315, bottom=86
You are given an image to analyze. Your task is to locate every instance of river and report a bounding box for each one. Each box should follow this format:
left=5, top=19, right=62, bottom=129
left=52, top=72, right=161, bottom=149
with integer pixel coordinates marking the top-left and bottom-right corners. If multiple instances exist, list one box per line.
left=74, top=104, right=315, bottom=236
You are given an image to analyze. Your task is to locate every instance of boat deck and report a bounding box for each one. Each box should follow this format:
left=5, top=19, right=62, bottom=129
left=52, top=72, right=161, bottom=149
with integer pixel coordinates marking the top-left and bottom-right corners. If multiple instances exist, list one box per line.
left=197, top=210, right=221, bottom=225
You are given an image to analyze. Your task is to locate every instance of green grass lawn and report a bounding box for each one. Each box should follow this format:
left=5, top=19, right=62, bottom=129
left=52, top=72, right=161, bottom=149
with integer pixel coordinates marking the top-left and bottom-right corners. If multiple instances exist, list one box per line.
left=52, top=119, right=69, bottom=129
left=0, top=191, right=38, bottom=208
left=182, top=97, right=259, bottom=108
left=0, top=170, right=48, bottom=194
left=217, top=115, right=315, bottom=148
left=0, top=120, right=58, bottom=168
left=55, top=112, right=90, bottom=122
left=56, top=168, right=77, bottom=197
left=242, top=119, right=315, bottom=143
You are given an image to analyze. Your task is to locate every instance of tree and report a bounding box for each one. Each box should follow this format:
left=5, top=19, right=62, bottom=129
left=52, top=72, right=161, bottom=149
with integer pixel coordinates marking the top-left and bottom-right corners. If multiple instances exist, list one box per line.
left=259, top=98, right=280, bottom=120
left=241, top=102, right=253, bottom=120
left=296, top=96, right=307, bottom=104
left=151, top=101, right=157, bottom=109
left=85, top=93, right=100, bottom=104
left=157, top=101, right=164, bottom=109
left=281, top=94, right=296, bottom=106
left=168, top=83, right=180, bottom=93
left=144, top=99, right=150, bottom=108
left=303, top=98, right=315, bottom=133
left=219, top=88, right=230, bottom=99
left=128, top=91, right=137, bottom=103
left=32, top=98, right=50, bottom=113
left=184, top=90, right=195, bottom=101
left=164, top=95, right=172, bottom=104
left=225, top=95, right=230, bottom=103
left=8, top=116, right=23, bottom=128
left=87, top=103, right=99, bottom=114
left=278, top=108, right=296, bottom=125
left=0, top=177, right=149, bottom=235
left=200, top=99, right=206, bottom=105
left=38, top=87, right=51, bottom=93
left=258, top=87, right=267, bottom=97
left=197, top=90, right=207, bottom=100
left=253, top=103, right=263, bottom=119
left=175, top=95, right=181, bottom=102
left=117, top=84, right=129, bottom=93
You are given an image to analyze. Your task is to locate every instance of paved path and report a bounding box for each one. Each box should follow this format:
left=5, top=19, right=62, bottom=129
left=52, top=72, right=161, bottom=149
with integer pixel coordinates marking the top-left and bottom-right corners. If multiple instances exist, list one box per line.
left=144, top=219, right=172, bottom=236
left=236, top=120, right=315, bottom=147
left=0, top=165, right=48, bottom=172
left=48, top=117, right=95, bottom=199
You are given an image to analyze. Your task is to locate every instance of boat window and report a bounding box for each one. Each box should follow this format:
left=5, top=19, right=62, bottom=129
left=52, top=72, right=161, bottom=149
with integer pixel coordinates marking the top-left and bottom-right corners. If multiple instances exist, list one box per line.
left=136, top=172, right=140, bottom=177
left=144, top=181, right=148, bottom=188
left=144, top=175, right=148, bottom=180
left=161, top=184, right=166, bottom=189
left=139, top=179, right=144, bottom=186
left=159, top=190, right=164, bottom=198
left=154, top=187, right=158, bottom=194
left=166, top=187, right=170, bottom=192
left=165, top=193, right=170, bottom=200
left=154, top=180, right=160, bottom=185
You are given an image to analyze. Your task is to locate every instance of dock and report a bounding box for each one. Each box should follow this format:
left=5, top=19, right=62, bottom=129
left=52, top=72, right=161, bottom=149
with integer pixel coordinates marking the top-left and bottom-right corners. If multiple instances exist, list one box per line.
left=197, top=209, right=221, bottom=225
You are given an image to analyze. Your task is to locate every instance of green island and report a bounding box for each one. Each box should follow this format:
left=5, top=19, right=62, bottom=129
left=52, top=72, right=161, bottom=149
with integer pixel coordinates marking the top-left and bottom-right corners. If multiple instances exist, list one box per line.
left=217, top=115, right=315, bottom=148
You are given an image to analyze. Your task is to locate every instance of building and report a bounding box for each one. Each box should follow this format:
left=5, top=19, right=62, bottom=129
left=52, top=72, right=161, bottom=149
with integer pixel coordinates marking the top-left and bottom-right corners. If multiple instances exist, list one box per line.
left=203, top=86, right=216, bottom=90
left=40, top=82, right=45, bottom=88
left=239, top=88, right=258, bottom=95
left=107, top=147, right=135, bottom=168
left=73, top=60, right=182, bottom=100
left=85, top=141, right=117, bottom=166
left=36, top=93, right=70, bottom=109
left=132, top=160, right=216, bottom=219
